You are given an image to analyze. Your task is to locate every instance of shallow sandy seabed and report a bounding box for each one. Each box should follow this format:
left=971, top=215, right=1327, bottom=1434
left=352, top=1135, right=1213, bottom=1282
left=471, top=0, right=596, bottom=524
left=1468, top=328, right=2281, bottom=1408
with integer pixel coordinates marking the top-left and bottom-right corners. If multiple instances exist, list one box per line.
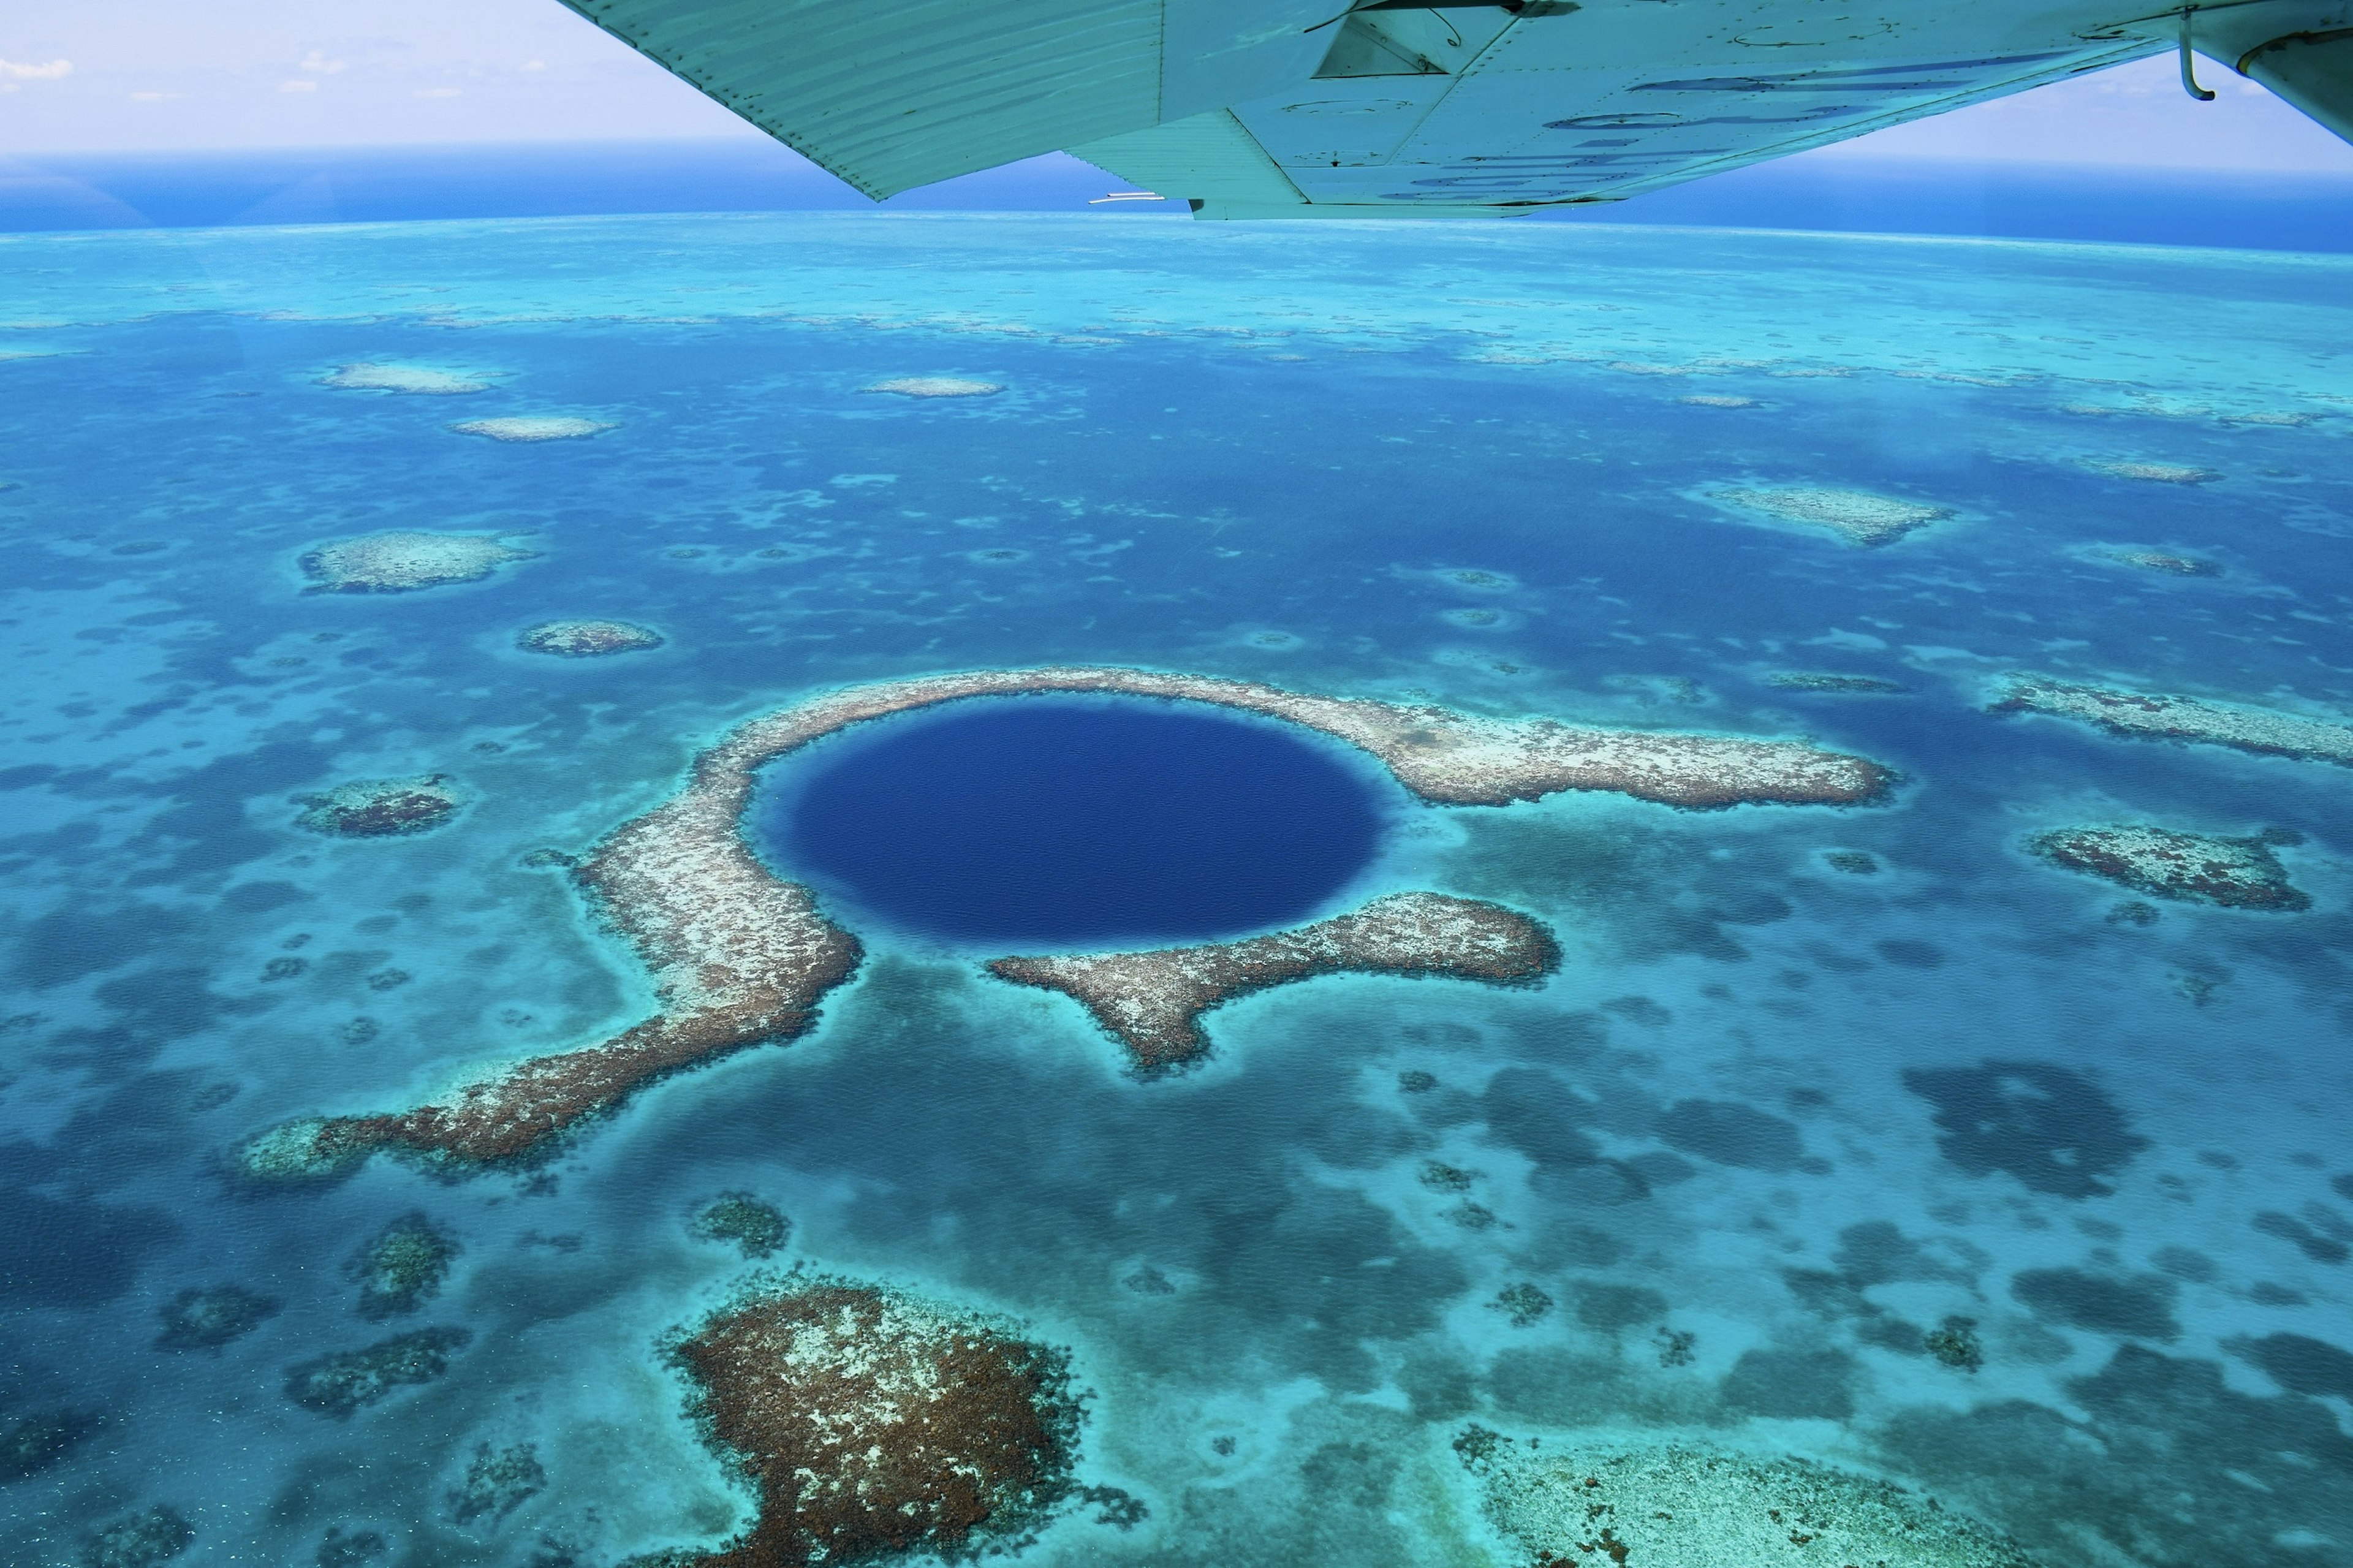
left=1715, top=486, right=1950, bottom=547
left=317, top=363, right=491, bottom=395
left=1461, top=1428, right=2042, bottom=1568
left=863, top=377, right=1004, bottom=398
left=1995, top=675, right=2353, bottom=767
left=988, top=892, right=1558, bottom=1072
left=300, top=531, right=536, bottom=593
left=241, top=667, right=1889, bottom=1176
left=1679, top=394, right=1759, bottom=409
left=449, top=415, right=617, bottom=442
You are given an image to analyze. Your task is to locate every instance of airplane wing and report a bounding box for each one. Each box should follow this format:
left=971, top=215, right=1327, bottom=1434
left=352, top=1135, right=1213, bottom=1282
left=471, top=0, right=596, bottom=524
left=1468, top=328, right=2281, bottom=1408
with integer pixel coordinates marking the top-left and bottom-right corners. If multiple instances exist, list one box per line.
left=558, top=0, right=2353, bottom=217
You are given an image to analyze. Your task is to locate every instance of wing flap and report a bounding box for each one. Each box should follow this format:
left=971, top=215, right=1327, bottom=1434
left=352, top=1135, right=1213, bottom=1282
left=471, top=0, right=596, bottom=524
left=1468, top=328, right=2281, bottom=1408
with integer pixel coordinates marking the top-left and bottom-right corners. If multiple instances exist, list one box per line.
left=1074, top=110, right=1310, bottom=208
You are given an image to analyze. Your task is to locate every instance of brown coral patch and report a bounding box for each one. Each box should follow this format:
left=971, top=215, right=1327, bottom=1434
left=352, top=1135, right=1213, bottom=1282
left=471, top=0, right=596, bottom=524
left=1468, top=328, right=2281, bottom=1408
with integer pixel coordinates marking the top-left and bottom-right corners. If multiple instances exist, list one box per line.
left=295, top=776, right=460, bottom=838
left=670, top=1279, right=1079, bottom=1566
left=988, top=891, right=1558, bottom=1072
left=2030, top=826, right=2308, bottom=911
left=1993, top=676, right=2353, bottom=768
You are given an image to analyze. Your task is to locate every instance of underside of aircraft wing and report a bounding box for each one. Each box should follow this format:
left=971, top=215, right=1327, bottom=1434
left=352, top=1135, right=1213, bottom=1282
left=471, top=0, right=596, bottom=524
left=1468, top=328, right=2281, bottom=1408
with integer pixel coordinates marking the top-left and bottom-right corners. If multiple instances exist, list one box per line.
left=559, top=0, right=2353, bottom=218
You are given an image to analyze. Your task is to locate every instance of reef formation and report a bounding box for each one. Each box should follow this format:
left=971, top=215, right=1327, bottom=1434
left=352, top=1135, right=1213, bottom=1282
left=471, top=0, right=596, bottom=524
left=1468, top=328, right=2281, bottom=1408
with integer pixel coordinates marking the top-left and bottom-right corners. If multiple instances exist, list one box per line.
left=154, top=1285, right=279, bottom=1350
left=319, top=363, right=490, bottom=395
left=449, top=415, right=615, bottom=442
left=2106, top=548, right=2221, bottom=577
left=663, top=1277, right=1080, bottom=1567
left=2088, top=460, right=2218, bottom=484
left=988, top=892, right=1558, bottom=1073
left=2031, top=825, right=2308, bottom=911
left=1, top=1407, right=94, bottom=1481
left=241, top=667, right=1885, bottom=1176
left=1456, top=1427, right=2040, bottom=1568
left=300, top=531, right=535, bottom=594
left=284, top=1327, right=471, bottom=1417
left=518, top=619, right=664, bottom=657
left=691, top=1194, right=790, bottom=1259
left=81, top=1506, right=196, bottom=1568
left=345, top=1213, right=460, bottom=1317
left=295, top=776, right=460, bottom=838
left=1994, top=675, right=2353, bottom=768
left=449, top=1443, right=547, bottom=1524
left=864, top=377, right=1003, bottom=398
left=1767, top=672, right=1904, bottom=694
left=1716, top=486, right=1950, bottom=547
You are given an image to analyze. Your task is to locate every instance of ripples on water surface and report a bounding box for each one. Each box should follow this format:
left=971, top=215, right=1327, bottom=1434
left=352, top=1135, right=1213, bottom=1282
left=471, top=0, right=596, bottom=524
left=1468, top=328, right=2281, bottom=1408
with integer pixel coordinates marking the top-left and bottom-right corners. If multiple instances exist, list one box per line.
left=1, top=211, right=2350, bottom=1567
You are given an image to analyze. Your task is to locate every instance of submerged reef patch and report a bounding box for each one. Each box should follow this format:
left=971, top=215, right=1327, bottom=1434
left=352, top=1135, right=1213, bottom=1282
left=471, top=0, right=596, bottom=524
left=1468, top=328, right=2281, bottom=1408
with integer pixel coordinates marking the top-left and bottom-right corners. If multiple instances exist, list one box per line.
left=1927, top=1315, right=1985, bottom=1372
left=300, top=531, right=535, bottom=594
left=344, top=1213, right=459, bottom=1318
left=81, top=1506, right=197, bottom=1568
left=294, top=776, right=460, bottom=838
left=1492, top=1283, right=1553, bottom=1327
left=863, top=377, right=1004, bottom=398
left=690, top=1194, right=789, bottom=1259
left=243, top=667, right=1887, bottom=1176
left=1993, top=675, right=2353, bottom=768
left=284, top=1327, right=471, bottom=1417
left=1, top=1406, right=96, bottom=1480
left=2029, top=825, right=2308, bottom=911
left=449, top=1442, right=547, bottom=1524
left=2086, top=460, right=2218, bottom=484
left=154, top=1284, right=279, bottom=1350
left=448, top=415, right=615, bottom=442
left=1715, top=486, right=1951, bottom=547
left=1457, top=1428, right=2040, bottom=1567
left=2105, top=548, right=2221, bottom=577
left=518, top=619, right=664, bottom=657
left=987, top=892, right=1558, bottom=1073
left=319, top=363, right=491, bottom=395
left=1903, top=1061, right=2146, bottom=1199
left=664, top=1276, right=1080, bottom=1567
left=1767, top=672, right=1905, bottom=694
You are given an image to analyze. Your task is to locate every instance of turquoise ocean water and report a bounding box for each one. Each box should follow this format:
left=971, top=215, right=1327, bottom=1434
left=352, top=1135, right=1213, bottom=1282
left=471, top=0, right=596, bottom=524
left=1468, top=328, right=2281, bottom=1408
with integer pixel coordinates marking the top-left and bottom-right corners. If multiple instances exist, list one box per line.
left=2, top=210, right=2352, bottom=1566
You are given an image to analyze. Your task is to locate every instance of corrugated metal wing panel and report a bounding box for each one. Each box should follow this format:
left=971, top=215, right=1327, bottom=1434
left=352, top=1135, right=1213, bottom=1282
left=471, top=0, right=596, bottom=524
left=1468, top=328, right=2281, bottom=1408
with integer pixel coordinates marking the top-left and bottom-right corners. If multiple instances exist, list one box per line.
left=561, top=0, right=1165, bottom=199
left=1227, top=1, right=2163, bottom=214
left=1073, top=110, right=1309, bottom=208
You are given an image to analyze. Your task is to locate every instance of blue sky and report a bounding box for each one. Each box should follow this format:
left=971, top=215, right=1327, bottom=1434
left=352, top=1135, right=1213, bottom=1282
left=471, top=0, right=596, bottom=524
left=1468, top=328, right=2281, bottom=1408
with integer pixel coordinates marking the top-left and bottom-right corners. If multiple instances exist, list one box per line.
left=4, top=0, right=2351, bottom=175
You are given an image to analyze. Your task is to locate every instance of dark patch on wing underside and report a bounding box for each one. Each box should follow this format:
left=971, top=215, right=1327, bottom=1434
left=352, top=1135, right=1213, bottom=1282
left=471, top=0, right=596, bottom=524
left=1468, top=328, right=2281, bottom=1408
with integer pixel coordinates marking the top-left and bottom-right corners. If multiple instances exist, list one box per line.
left=1634, top=51, right=2072, bottom=94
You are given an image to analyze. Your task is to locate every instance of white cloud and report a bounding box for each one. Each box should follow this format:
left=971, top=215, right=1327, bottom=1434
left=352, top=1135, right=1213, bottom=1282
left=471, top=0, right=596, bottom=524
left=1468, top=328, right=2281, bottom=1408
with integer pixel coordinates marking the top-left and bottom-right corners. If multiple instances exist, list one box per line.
left=0, top=57, right=72, bottom=80
left=299, top=48, right=347, bottom=74
left=278, top=78, right=318, bottom=93
left=414, top=86, right=462, bottom=98
left=520, top=59, right=547, bottom=72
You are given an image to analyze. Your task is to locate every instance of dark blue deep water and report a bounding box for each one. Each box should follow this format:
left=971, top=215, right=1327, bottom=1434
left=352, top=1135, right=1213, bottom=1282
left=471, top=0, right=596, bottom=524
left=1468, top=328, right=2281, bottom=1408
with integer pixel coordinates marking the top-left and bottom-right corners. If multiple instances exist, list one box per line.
left=756, top=699, right=1392, bottom=946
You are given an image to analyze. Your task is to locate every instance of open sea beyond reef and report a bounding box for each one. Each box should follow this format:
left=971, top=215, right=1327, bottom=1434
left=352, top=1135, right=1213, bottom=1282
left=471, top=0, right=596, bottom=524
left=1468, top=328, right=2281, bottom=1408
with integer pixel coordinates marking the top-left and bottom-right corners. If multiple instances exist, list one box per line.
left=2, top=209, right=2352, bottom=1568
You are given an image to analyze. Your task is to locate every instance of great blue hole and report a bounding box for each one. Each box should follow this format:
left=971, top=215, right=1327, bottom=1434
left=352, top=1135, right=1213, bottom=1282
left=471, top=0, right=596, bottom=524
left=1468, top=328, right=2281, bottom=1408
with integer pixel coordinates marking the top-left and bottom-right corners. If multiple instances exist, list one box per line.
left=748, top=697, right=1398, bottom=948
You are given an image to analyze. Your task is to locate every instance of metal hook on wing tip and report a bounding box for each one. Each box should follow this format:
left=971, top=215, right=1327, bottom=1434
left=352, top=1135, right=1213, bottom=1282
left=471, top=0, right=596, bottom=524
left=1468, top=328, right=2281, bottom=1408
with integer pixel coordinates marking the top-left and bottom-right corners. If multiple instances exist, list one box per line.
left=2180, top=7, right=2217, bottom=100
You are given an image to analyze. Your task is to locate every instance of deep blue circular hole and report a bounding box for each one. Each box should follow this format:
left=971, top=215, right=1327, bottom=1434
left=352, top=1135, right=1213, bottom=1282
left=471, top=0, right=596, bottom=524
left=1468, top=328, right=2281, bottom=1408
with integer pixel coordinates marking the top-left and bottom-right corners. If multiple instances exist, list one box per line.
left=749, top=697, right=1396, bottom=948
